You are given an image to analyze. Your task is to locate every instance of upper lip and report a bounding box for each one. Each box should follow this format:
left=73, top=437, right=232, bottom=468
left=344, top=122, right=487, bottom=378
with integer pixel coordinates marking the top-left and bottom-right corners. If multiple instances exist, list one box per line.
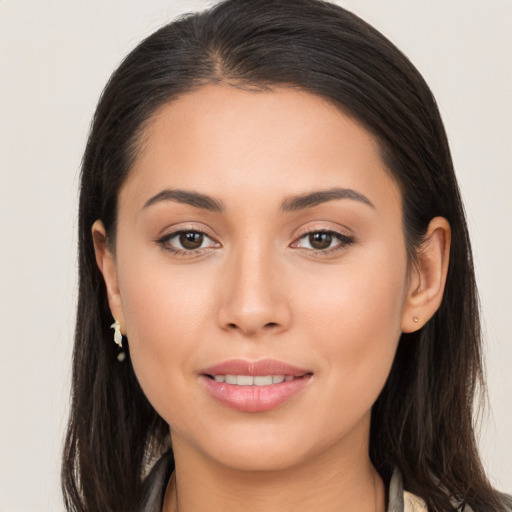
left=200, top=359, right=311, bottom=377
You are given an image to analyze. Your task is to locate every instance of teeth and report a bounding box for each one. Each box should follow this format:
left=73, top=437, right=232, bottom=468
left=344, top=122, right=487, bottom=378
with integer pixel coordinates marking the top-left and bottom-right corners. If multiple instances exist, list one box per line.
left=212, top=375, right=291, bottom=386
left=254, top=376, right=272, bottom=386
left=237, top=375, right=255, bottom=386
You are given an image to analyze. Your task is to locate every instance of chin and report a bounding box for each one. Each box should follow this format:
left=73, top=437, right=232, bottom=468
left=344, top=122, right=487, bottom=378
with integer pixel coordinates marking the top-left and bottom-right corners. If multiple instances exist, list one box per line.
left=172, top=419, right=315, bottom=472
left=184, top=418, right=348, bottom=474
left=211, top=443, right=309, bottom=473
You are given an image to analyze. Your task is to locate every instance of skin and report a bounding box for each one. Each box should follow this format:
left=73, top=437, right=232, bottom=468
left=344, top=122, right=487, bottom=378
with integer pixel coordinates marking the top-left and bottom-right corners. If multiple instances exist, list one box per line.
left=93, top=85, right=450, bottom=512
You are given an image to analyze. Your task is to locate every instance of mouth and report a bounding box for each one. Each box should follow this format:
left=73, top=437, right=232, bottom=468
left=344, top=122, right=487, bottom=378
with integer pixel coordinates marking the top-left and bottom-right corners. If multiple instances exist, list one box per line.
left=199, top=359, right=313, bottom=412
left=205, top=374, right=299, bottom=386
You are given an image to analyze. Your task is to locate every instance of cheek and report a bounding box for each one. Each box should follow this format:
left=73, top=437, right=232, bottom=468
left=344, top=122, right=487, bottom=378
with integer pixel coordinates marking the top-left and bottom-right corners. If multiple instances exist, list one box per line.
left=299, top=243, right=408, bottom=409
left=116, top=249, right=216, bottom=417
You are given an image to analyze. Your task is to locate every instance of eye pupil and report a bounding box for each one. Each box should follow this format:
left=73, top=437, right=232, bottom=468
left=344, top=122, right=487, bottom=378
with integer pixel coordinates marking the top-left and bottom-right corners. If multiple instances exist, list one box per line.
left=309, top=232, right=332, bottom=249
left=179, top=231, right=204, bottom=249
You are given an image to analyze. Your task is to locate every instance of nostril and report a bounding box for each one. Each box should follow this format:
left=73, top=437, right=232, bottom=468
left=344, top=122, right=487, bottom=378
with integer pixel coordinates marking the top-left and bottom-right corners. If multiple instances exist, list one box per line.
left=264, top=322, right=279, bottom=328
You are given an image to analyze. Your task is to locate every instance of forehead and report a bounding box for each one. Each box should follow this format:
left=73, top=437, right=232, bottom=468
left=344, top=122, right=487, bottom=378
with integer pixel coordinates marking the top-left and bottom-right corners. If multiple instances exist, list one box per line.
left=121, top=84, right=401, bottom=214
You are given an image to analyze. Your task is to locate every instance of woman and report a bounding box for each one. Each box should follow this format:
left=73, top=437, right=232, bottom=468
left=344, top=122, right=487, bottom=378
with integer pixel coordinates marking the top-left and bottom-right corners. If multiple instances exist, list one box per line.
left=61, top=0, right=511, bottom=510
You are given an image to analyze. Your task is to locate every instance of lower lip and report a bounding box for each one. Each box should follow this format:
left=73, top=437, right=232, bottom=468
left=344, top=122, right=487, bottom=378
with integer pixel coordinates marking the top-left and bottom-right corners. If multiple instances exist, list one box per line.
left=200, top=375, right=312, bottom=413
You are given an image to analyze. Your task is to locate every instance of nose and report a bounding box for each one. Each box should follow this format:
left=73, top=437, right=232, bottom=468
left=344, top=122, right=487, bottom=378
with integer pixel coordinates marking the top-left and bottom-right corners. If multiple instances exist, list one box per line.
left=216, top=242, right=291, bottom=337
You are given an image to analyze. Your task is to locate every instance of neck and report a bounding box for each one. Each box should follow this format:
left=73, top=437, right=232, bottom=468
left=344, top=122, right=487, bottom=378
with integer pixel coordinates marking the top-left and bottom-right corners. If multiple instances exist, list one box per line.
left=163, top=428, right=386, bottom=512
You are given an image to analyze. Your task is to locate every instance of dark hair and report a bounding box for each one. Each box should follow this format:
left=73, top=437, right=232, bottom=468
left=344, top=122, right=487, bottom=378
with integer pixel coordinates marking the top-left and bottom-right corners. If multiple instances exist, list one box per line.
left=62, top=1, right=508, bottom=510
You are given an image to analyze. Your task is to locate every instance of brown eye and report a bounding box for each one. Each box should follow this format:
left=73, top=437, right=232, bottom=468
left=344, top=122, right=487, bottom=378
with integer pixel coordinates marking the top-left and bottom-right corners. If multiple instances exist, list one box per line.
left=157, top=229, right=219, bottom=254
left=292, top=230, right=354, bottom=253
left=308, top=232, right=333, bottom=250
left=179, top=231, right=204, bottom=249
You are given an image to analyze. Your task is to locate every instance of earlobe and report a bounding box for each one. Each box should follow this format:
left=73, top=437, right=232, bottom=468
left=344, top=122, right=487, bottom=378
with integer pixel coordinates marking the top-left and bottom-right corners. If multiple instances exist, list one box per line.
left=91, top=220, right=126, bottom=332
left=401, top=217, right=451, bottom=333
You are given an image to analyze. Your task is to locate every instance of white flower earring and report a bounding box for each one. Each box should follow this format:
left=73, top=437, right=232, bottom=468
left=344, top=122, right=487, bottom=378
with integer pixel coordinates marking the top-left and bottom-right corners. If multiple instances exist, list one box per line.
left=110, top=320, right=126, bottom=362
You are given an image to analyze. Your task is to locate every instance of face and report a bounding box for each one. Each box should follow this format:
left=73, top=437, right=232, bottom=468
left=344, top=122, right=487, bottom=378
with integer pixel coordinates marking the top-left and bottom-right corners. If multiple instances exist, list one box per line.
left=99, top=85, right=415, bottom=472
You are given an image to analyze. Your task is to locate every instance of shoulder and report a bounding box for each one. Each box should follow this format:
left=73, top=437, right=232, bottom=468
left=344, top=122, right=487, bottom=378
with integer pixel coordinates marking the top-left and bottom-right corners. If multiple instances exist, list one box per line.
left=388, top=468, right=512, bottom=512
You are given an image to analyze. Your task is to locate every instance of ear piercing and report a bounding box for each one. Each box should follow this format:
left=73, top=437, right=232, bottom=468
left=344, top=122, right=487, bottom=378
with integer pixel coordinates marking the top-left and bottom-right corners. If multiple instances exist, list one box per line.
left=111, top=320, right=123, bottom=348
left=111, top=320, right=126, bottom=362
left=413, top=316, right=419, bottom=323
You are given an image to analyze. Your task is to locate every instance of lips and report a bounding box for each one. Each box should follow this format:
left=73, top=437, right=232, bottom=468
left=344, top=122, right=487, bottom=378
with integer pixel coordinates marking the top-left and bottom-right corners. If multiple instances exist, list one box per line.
left=199, top=359, right=312, bottom=413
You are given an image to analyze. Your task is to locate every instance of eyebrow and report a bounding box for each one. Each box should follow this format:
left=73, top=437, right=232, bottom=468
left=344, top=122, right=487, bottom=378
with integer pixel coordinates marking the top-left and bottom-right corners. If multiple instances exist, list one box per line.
left=142, top=186, right=374, bottom=213
left=281, top=187, right=375, bottom=211
left=142, top=189, right=223, bottom=212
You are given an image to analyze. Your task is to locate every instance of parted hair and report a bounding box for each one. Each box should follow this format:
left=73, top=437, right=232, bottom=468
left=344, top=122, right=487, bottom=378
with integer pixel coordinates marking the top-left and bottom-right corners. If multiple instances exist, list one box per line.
left=62, top=1, right=510, bottom=510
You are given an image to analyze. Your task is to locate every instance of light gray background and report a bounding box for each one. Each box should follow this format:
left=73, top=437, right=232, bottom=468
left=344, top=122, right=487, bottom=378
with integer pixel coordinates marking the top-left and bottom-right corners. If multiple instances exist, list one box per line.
left=1, top=1, right=510, bottom=510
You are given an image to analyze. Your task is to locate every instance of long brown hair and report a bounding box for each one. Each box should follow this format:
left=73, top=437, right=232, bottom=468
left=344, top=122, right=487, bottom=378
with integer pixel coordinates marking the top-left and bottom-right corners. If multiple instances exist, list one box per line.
left=62, top=1, right=510, bottom=510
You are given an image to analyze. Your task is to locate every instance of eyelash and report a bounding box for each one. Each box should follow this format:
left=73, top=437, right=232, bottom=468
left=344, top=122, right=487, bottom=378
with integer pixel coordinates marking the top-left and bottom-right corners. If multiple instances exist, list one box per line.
left=156, top=228, right=354, bottom=257
left=292, top=228, right=354, bottom=255
left=156, top=229, right=219, bottom=257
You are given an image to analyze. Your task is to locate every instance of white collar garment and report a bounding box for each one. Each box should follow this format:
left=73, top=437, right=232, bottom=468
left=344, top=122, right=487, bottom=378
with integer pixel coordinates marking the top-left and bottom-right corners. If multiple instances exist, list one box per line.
left=403, top=491, right=428, bottom=512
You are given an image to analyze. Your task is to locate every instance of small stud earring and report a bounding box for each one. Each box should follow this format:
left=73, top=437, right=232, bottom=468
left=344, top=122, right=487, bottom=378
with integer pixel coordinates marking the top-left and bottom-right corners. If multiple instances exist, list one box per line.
left=413, top=316, right=419, bottom=323
left=111, top=320, right=126, bottom=362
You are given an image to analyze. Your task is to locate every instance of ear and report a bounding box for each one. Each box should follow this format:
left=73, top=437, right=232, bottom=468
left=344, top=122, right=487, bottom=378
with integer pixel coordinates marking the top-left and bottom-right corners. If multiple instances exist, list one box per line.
left=91, top=220, right=126, bottom=333
left=401, top=217, right=451, bottom=333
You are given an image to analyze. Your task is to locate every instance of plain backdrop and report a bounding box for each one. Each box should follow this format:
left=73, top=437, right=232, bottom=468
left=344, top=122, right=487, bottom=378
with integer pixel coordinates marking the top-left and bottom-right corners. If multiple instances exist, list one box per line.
left=1, top=1, right=511, bottom=510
